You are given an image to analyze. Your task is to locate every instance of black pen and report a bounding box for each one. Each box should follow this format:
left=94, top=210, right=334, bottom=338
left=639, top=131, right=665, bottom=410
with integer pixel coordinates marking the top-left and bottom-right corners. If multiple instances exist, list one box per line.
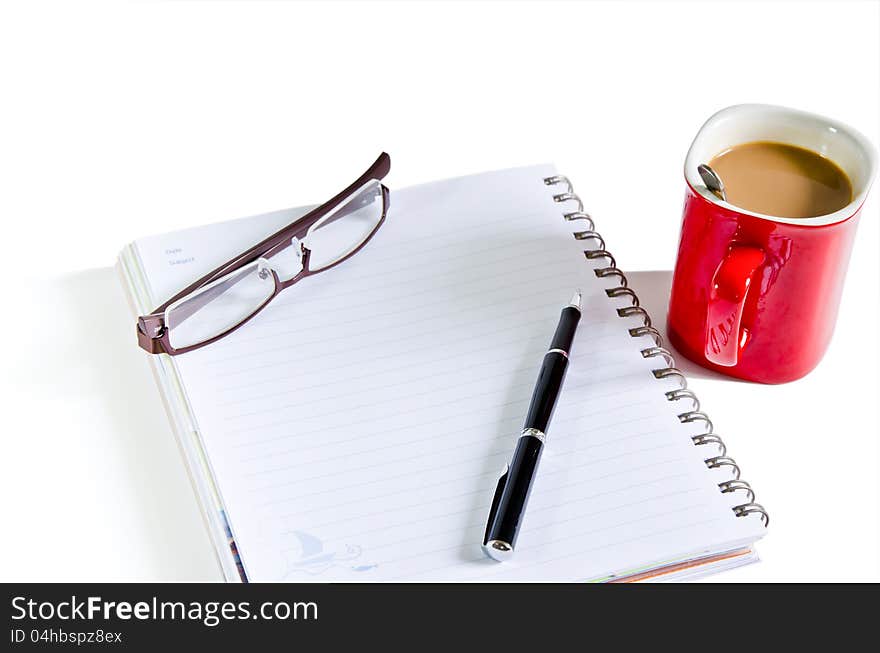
left=482, top=290, right=582, bottom=561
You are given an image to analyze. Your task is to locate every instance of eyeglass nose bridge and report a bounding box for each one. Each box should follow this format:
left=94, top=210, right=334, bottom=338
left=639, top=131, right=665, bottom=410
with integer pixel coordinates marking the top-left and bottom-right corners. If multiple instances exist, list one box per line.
left=300, top=240, right=312, bottom=269
left=292, top=236, right=306, bottom=261
left=286, top=236, right=314, bottom=276
left=281, top=242, right=313, bottom=288
left=264, top=236, right=314, bottom=289
left=262, top=235, right=310, bottom=283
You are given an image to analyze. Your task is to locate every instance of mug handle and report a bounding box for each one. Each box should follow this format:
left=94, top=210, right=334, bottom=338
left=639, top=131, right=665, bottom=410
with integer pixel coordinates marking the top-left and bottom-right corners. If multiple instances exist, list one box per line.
left=705, top=245, right=765, bottom=367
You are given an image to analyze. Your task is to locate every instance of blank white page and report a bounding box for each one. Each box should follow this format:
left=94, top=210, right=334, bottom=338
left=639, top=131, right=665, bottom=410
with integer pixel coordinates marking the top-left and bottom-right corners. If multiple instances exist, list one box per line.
left=134, top=165, right=764, bottom=581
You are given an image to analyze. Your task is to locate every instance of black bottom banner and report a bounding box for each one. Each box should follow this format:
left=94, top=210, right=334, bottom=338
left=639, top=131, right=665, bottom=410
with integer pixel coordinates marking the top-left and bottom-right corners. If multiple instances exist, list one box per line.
left=3, top=583, right=877, bottom=649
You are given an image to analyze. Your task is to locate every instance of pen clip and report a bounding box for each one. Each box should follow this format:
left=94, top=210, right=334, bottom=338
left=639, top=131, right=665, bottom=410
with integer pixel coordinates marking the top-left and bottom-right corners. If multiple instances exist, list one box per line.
left=482, top=464, right=509, bottom=546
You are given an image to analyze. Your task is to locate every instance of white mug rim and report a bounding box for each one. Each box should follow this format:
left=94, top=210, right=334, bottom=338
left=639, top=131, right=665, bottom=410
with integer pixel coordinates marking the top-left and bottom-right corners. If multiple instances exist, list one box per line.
left=684, top=103, right=878, bottom=226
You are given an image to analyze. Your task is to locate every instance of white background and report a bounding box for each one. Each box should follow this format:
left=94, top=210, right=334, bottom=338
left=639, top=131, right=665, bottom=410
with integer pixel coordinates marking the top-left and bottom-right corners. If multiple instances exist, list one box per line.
left=1, top=0, right=877, bottom=582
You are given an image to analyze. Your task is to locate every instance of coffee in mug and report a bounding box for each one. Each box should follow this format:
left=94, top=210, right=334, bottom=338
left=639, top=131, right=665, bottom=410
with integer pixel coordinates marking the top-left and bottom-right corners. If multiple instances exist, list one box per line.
left=708, top=141, right=853, bottom=218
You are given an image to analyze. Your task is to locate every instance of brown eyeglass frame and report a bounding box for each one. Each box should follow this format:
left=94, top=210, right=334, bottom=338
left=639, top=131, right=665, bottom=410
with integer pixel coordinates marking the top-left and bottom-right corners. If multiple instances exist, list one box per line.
left=137, top=152, right=391, bottom=355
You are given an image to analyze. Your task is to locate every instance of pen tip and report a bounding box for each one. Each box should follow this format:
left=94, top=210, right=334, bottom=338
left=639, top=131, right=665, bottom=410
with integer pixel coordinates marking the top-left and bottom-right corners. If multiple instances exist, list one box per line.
left=569, top=290, right=582, bottom=310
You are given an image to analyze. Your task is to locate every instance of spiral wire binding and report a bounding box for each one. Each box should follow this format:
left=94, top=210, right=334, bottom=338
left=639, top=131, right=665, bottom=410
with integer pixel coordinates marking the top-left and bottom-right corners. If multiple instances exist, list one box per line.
left=544, top=174, right=769, bottom=527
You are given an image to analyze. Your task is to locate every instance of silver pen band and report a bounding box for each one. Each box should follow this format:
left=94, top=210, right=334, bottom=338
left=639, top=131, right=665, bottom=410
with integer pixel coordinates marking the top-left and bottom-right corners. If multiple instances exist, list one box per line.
left=521, top=427, right=546, bottom=444
left=545, top=348, right=568, bottom=358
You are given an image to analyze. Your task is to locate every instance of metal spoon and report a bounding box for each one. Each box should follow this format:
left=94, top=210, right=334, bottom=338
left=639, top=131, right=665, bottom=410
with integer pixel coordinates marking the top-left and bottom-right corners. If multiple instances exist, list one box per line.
left=698, top=163, right=728, bottom=202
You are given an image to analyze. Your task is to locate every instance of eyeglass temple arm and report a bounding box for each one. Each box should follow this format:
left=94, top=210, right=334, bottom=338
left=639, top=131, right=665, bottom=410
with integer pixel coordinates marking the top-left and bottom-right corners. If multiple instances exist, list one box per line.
left=139, top=152, right=391, bottom=330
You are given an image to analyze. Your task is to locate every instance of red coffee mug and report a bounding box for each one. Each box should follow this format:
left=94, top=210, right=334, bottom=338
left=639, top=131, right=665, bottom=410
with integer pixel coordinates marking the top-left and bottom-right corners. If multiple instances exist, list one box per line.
left=668, top=104, right=877, bottom=383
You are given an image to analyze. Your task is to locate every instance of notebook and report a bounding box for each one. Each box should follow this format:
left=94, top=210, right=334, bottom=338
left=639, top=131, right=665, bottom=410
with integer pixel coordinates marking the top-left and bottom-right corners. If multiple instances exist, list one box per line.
left=117, top=164, right=767, bottom=582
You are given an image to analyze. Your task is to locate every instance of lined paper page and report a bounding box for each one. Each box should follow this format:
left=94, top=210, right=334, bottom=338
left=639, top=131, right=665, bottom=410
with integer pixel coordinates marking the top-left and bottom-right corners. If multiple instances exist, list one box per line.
left=135, top=166, right=764, bottom=581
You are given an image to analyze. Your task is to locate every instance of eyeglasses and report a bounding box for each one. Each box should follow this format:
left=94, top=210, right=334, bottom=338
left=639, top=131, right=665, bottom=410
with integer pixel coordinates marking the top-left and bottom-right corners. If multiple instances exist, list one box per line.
left=136, top=152, right=391, bottom=355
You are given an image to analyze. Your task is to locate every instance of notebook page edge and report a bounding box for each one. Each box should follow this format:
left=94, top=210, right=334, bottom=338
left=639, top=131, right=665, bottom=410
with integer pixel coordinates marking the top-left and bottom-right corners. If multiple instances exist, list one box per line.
left=116, top=247, right=242, bottom=582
